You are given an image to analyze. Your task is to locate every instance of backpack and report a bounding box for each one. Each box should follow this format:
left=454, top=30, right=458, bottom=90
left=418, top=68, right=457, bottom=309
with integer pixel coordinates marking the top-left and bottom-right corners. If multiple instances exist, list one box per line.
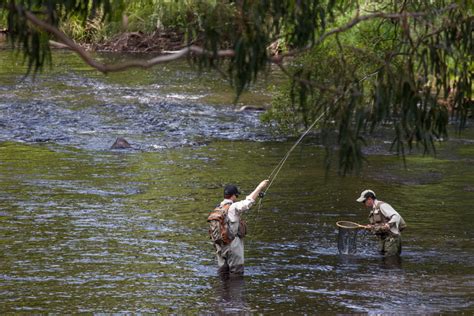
left=207, top=202, right=233, bottom=246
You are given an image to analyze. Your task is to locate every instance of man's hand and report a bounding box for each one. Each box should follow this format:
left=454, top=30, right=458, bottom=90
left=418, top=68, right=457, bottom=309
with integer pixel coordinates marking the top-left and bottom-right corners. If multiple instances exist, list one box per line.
left=373, top=223, right=391, bottom=233
left=249, top=179, right=270, bottom=201
left=258, top=179, right=270, bottom=190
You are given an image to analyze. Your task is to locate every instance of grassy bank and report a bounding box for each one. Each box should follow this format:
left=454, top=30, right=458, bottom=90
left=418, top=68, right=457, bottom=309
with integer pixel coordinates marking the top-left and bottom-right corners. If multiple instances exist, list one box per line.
left=0, top=1, right=230, bottom=52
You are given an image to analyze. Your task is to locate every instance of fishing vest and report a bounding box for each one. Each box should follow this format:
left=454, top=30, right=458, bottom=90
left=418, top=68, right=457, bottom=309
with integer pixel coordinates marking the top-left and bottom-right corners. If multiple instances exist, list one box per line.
left=368, top=201, right=388, bottom=225
left=368, top=201, right=407, bottom=232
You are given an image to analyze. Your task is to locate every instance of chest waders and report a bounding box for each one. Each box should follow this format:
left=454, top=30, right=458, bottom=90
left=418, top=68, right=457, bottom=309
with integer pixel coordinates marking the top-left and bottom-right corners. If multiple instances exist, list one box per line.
left=209, top=202, right=248, bottom=275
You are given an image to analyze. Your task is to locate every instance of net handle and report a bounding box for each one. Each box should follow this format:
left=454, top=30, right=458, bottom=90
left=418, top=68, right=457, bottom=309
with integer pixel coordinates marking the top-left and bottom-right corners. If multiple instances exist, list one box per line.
left=336, top=221, right=370, bottom=229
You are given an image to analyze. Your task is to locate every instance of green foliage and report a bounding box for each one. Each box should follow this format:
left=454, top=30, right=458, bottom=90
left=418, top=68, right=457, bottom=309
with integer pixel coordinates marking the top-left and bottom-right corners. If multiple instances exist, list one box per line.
left=3, top=0, right=125, bottom=73
left=1, top=0, right=472, bottom=174
left=60, top=14, right=104, bottom=43
left=61, top=1, right=237, bottom=46
left=0, top=9, right=7, bottom=28
left=263, top=1, right=472, bottom=174
left=263, top=35, right=380, bottom=174
left=187, top=0, right=340, bottom=96
left=121, top=0, right=193, bottom=33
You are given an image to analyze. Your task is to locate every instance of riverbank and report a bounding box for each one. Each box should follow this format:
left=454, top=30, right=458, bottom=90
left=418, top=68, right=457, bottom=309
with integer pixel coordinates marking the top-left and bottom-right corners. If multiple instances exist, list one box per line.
left=0, top=28, right=187, bottom=53
left=91, top=29, right=186, bottom=53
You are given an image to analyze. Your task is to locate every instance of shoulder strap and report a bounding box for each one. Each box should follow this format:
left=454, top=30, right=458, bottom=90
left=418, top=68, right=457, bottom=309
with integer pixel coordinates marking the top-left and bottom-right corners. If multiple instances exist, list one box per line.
left=208, top=202, right=232, bottom=223
left=213, top=201, right=232, bottom=212
left=373, top=201, right=391, bottom=223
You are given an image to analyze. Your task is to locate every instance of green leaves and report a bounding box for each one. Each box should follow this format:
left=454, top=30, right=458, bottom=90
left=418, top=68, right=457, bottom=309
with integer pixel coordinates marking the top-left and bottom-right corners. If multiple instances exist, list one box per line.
left=265, top=1, right=471, bottom=174
left=4, top=0, right=124, bottom=74
left=1, top=0, right=471, bottom=174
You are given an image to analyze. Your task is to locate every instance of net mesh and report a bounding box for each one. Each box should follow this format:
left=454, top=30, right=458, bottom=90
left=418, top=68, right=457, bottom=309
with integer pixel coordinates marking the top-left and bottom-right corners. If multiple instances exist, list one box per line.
left=336, top=220, right=366, bottom=254
left=337, top=226, right=358, bottom=254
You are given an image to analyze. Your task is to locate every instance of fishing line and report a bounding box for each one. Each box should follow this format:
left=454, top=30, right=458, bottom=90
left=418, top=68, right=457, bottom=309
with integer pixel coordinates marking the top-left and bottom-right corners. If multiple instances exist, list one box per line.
left=256, top=70, right=375, bottom=212
left=257, top=110, right=327, bottom=212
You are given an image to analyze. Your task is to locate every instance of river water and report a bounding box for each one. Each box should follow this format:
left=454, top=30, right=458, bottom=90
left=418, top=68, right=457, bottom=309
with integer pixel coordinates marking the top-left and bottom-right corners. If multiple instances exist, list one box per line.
left=1, top=50, right=473, bottom=313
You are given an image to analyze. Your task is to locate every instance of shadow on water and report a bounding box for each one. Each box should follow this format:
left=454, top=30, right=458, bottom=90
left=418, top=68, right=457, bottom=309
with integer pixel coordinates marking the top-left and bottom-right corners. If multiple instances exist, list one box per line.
left=0, top=50, right=473, bottom=313
left=210, top=276, right=250, bottom=314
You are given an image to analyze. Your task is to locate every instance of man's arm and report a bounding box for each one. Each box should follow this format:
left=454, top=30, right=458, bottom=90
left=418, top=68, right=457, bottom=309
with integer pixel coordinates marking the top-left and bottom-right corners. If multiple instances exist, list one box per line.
left=231, top=180, right=270, bottom=217
left=247, top=179, right=270, bottom=201
left=380, top=203, right=401, bottom=229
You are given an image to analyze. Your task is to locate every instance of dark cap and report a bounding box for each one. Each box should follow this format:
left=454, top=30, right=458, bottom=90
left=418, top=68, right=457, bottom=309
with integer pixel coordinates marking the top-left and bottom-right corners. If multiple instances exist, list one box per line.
left=224, top=184, right=241, bottom=197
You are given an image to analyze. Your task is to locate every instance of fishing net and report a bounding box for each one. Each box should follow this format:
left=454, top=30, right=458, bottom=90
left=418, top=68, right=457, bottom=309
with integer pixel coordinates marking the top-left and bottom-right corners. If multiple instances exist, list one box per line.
left=336, top=221, right=364, bottom=255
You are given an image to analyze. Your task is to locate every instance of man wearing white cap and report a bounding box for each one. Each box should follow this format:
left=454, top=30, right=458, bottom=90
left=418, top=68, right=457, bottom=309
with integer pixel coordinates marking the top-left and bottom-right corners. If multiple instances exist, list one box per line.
left=356, top=189, right=406, bottom=256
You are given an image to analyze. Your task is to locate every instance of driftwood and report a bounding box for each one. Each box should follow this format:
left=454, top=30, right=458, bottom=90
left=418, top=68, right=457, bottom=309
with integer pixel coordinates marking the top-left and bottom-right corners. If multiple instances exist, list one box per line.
left=236, top=105, right=266, bottom=112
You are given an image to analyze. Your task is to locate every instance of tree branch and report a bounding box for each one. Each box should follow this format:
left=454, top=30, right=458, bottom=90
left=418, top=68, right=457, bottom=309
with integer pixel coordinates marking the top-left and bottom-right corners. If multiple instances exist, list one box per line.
left=19, top=3, right=458, bottom=74
left=23, top=9, right=235, bottom=73
left=276, top=3, right=458, bottom=61
left=275, top=62, right=337, bottom=93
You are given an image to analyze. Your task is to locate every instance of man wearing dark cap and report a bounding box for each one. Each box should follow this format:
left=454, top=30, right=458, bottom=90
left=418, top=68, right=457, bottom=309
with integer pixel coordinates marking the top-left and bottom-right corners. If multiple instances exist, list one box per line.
left=212, top=179, right=269, bottom=276
left=357, top=189, right=407, bottom=256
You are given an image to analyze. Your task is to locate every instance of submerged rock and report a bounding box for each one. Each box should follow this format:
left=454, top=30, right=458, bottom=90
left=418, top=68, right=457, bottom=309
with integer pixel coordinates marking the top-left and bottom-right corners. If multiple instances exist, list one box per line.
left=111, top=137, right=132, bottom=149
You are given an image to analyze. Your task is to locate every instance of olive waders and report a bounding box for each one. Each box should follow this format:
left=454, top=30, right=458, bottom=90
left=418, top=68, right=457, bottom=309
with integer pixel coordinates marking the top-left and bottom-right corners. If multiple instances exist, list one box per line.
left=369, top=201, right=405, bottom=257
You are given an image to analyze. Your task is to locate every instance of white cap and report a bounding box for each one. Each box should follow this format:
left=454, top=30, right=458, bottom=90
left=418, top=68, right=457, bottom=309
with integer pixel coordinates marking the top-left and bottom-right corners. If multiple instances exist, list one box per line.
left=356, top=189, right=375, bottom=202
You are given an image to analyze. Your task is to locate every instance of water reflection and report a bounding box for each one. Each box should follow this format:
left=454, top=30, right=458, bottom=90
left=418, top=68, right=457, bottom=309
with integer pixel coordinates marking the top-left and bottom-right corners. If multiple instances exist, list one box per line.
left=381, top=255, right=402, bottom=269
left=212, top=276, right=249, bottom=314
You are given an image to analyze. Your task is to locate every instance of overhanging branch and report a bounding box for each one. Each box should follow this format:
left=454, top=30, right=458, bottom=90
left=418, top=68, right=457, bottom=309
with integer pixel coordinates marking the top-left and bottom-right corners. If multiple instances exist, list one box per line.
left=24, top=10, right=234, bottom=73
left=277, top=3, right=458, bottom=60
left=15, top=3, right=459, bottom=74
